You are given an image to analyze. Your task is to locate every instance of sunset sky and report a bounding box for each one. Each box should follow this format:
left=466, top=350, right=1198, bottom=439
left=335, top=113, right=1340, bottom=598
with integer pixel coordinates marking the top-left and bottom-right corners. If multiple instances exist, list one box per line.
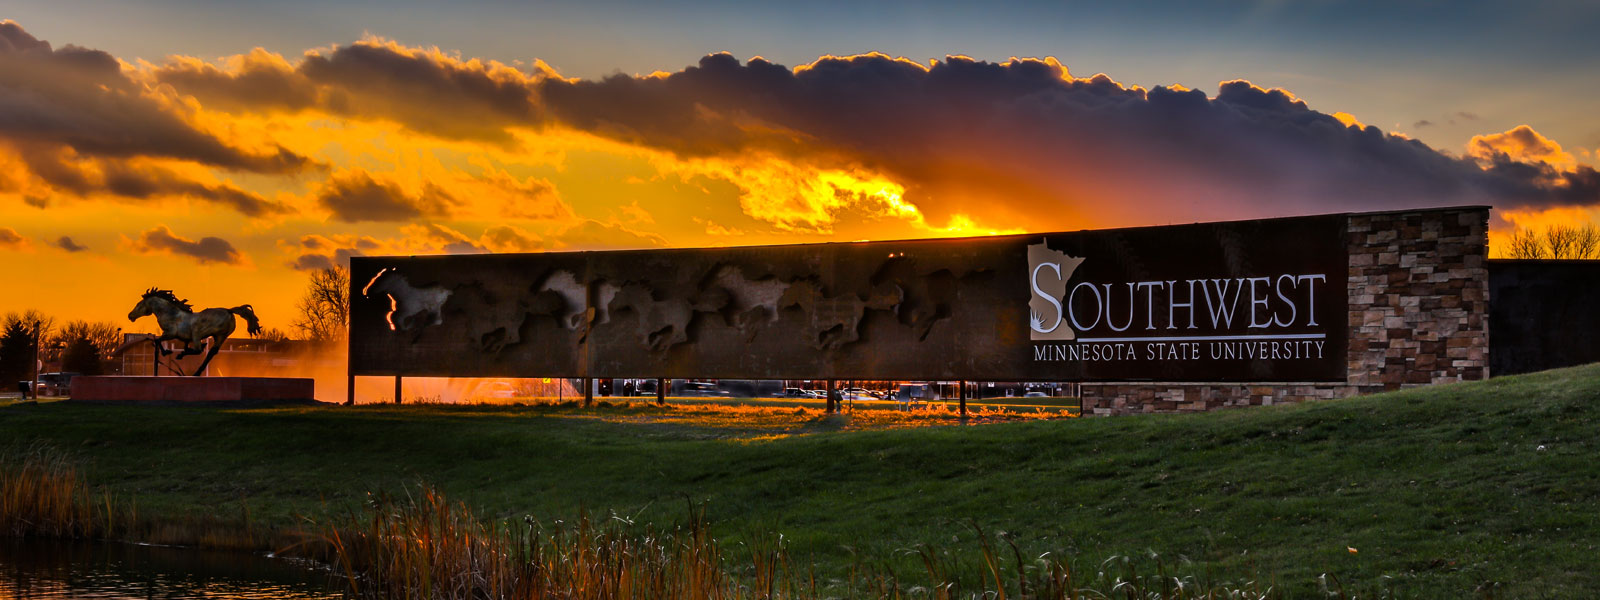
left=2, top=1, right=1597, bottom=332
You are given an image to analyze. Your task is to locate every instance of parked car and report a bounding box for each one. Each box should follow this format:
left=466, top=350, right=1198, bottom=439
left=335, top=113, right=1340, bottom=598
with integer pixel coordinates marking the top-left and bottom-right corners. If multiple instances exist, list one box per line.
left=895, top=383, right=939, bottom=403
left=841, top=390, right=875, bottom=402
left=783, top=388, right=810, bottom=398
left=680, top=382, right=728, bottom=397
left=1023, top=391, right=1049, bottom=398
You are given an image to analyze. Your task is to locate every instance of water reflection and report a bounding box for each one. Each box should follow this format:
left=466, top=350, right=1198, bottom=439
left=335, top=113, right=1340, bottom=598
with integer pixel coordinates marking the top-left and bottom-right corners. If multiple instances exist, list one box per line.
left=0, top=539, right=339, bottom=599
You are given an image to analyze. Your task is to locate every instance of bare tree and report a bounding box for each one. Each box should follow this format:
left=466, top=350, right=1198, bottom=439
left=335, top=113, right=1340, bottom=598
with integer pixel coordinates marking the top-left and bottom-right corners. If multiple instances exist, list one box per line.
left=51, top=320, right=122, bottom=357
left=1572, top=224, right=1600, bottom=259
left=292, top=267, right=350, bottom=342
left=1545, top=225, right=1578, bottom=258
left=53, top=320, right=120, bottom=376
left=1506, top=227, right=1545, bottom=259
left=1503, top=224, right=1600, bottom=259
left=3, top=310, right=55, bottom=336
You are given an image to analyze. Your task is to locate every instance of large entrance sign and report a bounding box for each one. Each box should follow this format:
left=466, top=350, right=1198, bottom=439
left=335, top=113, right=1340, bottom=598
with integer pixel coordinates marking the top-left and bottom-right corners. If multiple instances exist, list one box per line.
left=349, top=213, right=1348, bottom=382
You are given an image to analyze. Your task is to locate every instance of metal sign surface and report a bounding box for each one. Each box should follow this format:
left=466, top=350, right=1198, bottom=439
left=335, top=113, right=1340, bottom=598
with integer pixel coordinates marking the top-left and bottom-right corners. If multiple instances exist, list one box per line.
left=350, top=214, right=1348, bottom=381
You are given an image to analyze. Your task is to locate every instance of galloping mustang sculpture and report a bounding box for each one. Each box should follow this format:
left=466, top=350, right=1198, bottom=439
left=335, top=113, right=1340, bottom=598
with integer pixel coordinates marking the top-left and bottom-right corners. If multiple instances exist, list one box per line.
left=127, top=288, right=262, bottom=376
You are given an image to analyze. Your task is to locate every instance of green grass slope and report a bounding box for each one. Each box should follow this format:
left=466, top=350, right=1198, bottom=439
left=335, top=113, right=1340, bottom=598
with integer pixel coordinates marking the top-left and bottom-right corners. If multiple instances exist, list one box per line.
left=3, top=365, right=1597, bottom=597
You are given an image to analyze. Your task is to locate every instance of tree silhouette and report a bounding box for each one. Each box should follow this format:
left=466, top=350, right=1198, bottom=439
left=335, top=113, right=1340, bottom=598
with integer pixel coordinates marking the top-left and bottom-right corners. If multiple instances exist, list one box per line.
left=0, top=311, right=54, bottom=387
left=1504, top=224, right=1600, bottom=259
left=293, top=267, right=350, bottom=342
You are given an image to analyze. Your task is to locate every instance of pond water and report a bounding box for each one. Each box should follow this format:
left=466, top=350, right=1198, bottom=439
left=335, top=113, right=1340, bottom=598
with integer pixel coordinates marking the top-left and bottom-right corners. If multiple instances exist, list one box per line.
left=0, top=538, right=340, bottom=599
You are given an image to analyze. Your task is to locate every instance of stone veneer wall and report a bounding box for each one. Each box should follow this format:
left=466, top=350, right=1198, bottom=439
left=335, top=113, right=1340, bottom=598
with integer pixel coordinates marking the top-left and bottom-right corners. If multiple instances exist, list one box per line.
left=1079, top=207, right=1490, bottom=416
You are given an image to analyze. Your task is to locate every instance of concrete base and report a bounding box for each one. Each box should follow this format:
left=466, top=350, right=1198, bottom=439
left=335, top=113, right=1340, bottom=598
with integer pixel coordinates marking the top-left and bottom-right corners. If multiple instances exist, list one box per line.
left=70, top=376, right=317, bottom=406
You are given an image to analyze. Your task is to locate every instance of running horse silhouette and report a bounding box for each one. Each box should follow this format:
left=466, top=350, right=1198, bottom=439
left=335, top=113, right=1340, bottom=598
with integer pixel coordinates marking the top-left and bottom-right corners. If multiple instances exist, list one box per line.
left=127, top=288, right=262, bottom=376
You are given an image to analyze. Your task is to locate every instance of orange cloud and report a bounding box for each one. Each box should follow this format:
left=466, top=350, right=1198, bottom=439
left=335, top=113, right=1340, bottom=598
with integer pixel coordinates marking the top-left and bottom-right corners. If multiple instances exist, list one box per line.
left=471, top=162, right=572, bottom=221
left=54, top=236, right=87, bottom=252
left=480, top=224, right=545, bottom=253
left=0, top=145, right=290, bottom=216
left=1469, top=125, right=1578, bottom=170
left=316, top=170, right=457, bottom=223
left=545, top=219, right=666, bottom=250
left=124, top=225, right=247, bottom=265
left=0, top=227, right=31, bottom=251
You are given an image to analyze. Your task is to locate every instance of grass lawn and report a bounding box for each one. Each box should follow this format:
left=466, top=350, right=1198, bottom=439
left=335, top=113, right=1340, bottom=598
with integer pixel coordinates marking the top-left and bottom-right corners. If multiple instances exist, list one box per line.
left=2, top=365, right=1597, bottom=597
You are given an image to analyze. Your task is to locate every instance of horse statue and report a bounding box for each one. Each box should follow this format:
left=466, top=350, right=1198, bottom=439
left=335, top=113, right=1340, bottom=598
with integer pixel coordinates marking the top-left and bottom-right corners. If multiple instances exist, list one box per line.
left=127, top=288, right=262, bottom=376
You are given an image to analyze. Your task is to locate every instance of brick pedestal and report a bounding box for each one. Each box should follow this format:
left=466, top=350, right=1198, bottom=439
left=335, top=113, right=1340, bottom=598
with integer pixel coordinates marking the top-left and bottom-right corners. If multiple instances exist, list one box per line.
left=70, top=376, right=317, bottom=405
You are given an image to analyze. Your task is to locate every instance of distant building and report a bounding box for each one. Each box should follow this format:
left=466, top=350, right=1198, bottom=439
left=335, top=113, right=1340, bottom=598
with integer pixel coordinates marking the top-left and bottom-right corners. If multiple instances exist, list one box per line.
left=119, top=335, right=338, bottom=378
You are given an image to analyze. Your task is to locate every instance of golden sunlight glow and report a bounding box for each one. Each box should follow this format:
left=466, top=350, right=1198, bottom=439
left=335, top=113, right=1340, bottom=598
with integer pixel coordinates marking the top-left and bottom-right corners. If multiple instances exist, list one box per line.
left=1332, top=112, right=1366, bottom=129
left=660, top=154, right=915, bottom=233
left=936, top=214, right=1027, bottom=237
left=1489, top=205, right=1600, bottom=257
left=793, top=52, right=929, bottom=74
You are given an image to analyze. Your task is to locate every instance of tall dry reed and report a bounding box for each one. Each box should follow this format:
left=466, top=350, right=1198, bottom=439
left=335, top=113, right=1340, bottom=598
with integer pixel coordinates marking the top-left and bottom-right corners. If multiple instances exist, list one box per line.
left=0, top=444, right=116, bottom=539
left=315, top=486, right=1284, bottom=600
left=316, top=489, right=807, bottom=599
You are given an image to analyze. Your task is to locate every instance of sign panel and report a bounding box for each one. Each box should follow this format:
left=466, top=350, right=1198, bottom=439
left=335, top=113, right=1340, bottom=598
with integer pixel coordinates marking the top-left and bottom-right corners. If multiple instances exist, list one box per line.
left=350, top=213, right=1348, bottom=381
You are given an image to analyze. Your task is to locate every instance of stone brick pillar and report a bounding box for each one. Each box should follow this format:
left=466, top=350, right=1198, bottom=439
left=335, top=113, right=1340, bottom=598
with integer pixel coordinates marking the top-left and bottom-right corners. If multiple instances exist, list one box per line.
left=1081, top=206, right=1490, bottom=416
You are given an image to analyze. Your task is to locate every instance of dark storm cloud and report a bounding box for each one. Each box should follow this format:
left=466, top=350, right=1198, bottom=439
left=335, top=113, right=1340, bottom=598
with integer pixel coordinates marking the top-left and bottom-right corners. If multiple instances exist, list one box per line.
left=406, top=223, right=486, bottom=254
left=55, top=236, right=87, bottom=252
left=153, top=51, right=319, bottom=113
left=287, top=234, right=381, bottom=270
left=297, top=42, right=539, bottom=143
left=129, top=32, right=1600, bottom=222
left=526, top=53, right=1599, bottom=219
left=0, top=21, right=314, bottom=220
left=290, top=253, right=336, bottom=271
left=10, top=143, right=293, bottom=217
left=0, top=22, right=312, bottom=174
left=102, top=163, right=292, bottom=217
left=153, top=38, right=542, bottom=144
left=316, top=171, right=457, bottom=223
left=128, top=225, right=244, bottom=265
